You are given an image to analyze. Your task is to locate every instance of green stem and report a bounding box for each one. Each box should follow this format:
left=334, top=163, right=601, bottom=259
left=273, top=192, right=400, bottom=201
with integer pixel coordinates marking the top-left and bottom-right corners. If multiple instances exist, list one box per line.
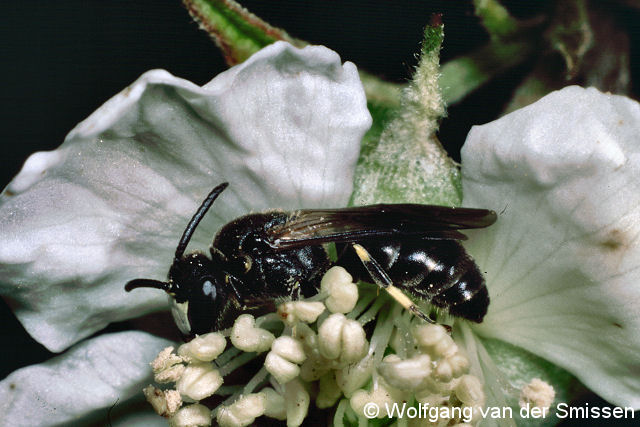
left=440, top=39, right=534, bottom=105
left=333, top=398, right=349, bottom=427
left=218, top=350, right=259, bottom=376
left=356, top=294, right=388, bottom=326
left=347, top=288, right=378, bottom=320
left=242, top=366, right=269, bottom=395
left=215, top=346, right=240, bottom=366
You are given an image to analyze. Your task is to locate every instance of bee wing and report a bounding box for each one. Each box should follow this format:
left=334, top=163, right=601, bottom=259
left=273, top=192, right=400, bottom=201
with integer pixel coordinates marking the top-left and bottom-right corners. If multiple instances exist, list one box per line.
left=266, top=204, right=497, bottom=250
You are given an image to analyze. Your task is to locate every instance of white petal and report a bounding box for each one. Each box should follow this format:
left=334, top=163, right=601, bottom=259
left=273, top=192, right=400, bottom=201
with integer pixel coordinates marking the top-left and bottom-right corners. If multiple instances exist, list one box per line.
left=462, top=86, right=640, bottom=408
left=0, top=331, right=172, bottom=426
left=0, top=42, right=370, bottom=352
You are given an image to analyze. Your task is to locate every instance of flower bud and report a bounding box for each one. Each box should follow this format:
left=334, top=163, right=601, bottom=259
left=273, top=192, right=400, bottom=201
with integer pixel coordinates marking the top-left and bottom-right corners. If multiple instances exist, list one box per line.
left=176, top=362, right=223, bottom=401
left=318, top=313, right=368, bottom=363
left=454, top=375, right=485, bottom=406
left=216, top=393, right=266, bottom=427
left=169, top=404, right=211, bottom=427
left=316, top=372, right=342, bottom=408
left=340, top=319, right=368, bottom=363
left=285, top=378, right=310, bottom=427
left=317, top=313, right=345, bottom=359
left=261, top=388, right=286, bottom=420
left=321, top=266, right=358, bottom=313
left=264, top=336, right=307, bottom=384
left=265, top=353, right=299, bottom=385
left=178, top=332, right=226, bottom=362
left=519, top=378, right=555, bottom=410
left=378, top=354, right=432, bottom=391
left=272, top=336, right=307, bottom=363
left=230, top=314, right=275, bottom=353
left=434, top=358, right=454, bottom=382
left=278, top=301, right=325, bottom=325
left=412, top=323, right=457, bottom=358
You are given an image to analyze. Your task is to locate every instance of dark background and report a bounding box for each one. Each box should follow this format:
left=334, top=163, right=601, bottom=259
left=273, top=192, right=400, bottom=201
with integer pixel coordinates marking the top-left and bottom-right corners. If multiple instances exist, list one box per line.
left=1, top=1, right=638, bottom=424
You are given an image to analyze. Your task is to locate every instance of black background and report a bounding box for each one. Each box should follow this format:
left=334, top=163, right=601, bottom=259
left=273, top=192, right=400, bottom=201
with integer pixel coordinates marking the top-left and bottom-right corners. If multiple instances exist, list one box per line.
left=1, top=1, right=639, bottom=424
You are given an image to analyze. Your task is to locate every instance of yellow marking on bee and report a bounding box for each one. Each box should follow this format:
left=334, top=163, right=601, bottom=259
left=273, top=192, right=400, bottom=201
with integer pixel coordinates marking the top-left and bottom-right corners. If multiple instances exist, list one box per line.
left=353, top=244, right=371, bottom=261
left=352, top=243, right=435, bottom=324
left=385, top=286, right=414, bottom=310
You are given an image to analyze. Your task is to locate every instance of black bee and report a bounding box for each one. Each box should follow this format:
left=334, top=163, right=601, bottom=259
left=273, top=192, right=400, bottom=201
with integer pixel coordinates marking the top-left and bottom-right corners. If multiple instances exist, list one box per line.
left=125, top=183, right=496, bottom=336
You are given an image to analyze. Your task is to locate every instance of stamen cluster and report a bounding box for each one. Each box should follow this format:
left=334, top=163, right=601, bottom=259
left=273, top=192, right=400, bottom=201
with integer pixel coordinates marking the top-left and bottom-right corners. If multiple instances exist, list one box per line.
left=143, top=266, right=488, bottom=426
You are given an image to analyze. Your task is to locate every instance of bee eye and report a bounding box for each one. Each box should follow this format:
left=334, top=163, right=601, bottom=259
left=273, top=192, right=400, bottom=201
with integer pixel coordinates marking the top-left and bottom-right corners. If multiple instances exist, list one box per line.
left=243, top=256, right=252, bottom=272
left=202, top=279, right=217, bottom=299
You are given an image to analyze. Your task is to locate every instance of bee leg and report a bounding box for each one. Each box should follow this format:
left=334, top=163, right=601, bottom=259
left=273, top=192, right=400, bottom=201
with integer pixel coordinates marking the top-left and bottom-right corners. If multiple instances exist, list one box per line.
left=351, top=244, right=436, bottom=325
left=292, top=280, right=302, bottom=301
left=225, top=274, right=249, bottom=309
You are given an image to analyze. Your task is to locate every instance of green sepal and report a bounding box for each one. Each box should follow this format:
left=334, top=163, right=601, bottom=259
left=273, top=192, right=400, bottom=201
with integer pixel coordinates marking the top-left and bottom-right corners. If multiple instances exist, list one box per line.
left=350, top=21, right=462, bottom=207
left=183, top=0, right=405, bottom=118
left=182, top=0, right=304, bottom=65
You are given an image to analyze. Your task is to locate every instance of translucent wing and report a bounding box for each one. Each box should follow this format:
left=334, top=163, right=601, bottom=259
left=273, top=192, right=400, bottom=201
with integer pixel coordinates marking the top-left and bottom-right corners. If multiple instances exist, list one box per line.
left=265, top=204, right=497, bottom=250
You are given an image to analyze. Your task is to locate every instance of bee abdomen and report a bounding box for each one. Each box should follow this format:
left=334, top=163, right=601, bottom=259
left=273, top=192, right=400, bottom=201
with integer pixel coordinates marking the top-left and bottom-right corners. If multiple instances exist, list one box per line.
left=429, top=258, right=489, bottom=323
left=338, top=239, right=489, bottom=323
left=395, top=241, right=489, bottom=323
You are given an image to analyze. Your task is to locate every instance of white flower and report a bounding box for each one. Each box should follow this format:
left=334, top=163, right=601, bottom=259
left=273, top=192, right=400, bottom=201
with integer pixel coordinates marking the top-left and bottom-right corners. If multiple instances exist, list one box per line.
left=1, top=36, right=639, bottom=427
left=0, top=41, right=370, bottom=426
left=461, top=86, right=640, bottom=411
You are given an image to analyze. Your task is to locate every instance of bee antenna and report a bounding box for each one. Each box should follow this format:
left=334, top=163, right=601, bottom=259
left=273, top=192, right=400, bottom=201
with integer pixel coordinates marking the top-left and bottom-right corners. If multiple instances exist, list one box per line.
left=174, top=182, right=229, bottom=261
left=125, top=278, right=171, bottom=292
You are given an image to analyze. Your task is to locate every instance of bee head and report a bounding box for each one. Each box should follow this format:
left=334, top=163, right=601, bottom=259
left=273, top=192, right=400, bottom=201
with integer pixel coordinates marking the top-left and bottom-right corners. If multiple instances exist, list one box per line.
left=125, top=252, right=228, bottom=336
left=124, top=183, right=230, bottom=337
